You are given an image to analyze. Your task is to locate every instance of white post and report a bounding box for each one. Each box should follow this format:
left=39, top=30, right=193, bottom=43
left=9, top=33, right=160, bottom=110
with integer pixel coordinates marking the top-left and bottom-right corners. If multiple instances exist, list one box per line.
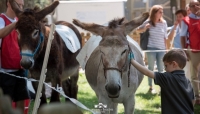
left=32, top=23, right=56, bottom=114
left=143, top=0, right=149, bottom=12
left=146, top=0, right=149, bottom=12
left=172, top=6, right=176, bottom=23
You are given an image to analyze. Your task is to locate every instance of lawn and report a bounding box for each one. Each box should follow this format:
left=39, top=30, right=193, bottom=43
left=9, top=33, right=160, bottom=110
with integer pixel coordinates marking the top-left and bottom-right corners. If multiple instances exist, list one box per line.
left=28, top=72, right=200, bottom=114
left=77, top=72, right=200, bottom=114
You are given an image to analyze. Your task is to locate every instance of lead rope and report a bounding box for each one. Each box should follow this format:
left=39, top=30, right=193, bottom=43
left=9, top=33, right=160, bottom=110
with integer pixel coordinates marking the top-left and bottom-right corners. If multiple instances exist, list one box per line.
left=128, top=60, right=131, bottom=87
left=127, top=45, right=132, bottom=87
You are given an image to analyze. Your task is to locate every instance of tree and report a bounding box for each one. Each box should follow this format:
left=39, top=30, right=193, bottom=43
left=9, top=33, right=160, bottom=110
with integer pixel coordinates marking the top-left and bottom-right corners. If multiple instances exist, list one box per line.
left=0, top=0, right=52, bottom=13
left=0, top=0, right=6, bottom=13
left=35, top=0, right=52, bottom=9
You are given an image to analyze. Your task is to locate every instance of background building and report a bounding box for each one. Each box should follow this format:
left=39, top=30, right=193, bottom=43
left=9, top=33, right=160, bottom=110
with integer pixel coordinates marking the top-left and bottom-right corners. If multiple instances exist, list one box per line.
left=0, top=0, right=190, bottom=26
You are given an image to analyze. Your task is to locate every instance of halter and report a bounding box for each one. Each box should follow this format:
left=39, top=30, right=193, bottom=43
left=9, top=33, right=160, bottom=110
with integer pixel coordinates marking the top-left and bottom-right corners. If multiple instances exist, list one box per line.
left=20, top=32, right=44, bottom=57
left=20, top=32, right=44, bottom=77
left=100, top=45, right=132, bottom=87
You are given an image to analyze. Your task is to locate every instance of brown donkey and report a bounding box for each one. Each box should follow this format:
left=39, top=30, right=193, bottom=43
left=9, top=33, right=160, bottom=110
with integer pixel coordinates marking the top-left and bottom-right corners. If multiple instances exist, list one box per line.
left=9, top=0, right=82, bottom=106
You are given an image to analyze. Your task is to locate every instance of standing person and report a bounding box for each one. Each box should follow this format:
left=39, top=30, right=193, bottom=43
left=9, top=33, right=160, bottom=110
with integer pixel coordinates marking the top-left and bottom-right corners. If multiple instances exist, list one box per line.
left=137, top=5, right=168, bottom=93
left=167, top=9, right=187, bottom=49
left=167, top=9, right=192, bottom=81
left=129, top=49, right=194, bottom=114
left=180, top=0, right=200, bottom=105
left=0, top=0, right=29, bottom=112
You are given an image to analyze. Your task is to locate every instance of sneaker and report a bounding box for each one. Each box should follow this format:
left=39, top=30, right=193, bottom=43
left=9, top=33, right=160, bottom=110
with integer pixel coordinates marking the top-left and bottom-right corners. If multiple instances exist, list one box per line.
left=148, top=88, right=157, bottom=94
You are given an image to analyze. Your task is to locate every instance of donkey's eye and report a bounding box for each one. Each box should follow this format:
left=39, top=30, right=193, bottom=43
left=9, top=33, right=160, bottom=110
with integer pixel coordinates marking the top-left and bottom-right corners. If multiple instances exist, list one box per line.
left=121, top=49, right=127, bottom=55
left=32, top=30, right=39, bottom=38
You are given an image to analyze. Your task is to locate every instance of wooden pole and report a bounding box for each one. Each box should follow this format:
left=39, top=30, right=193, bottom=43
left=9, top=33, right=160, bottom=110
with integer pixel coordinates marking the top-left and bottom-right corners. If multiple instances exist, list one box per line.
left=32, top=23, right=56, bottom=114
left=146, top=0, right=149, bottom=12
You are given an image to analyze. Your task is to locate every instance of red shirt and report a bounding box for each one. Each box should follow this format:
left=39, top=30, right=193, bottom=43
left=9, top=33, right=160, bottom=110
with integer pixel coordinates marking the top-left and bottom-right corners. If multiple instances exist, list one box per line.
left=183, top=16, right=200, bottom=52
left=0, top=14, right=21, bottom=69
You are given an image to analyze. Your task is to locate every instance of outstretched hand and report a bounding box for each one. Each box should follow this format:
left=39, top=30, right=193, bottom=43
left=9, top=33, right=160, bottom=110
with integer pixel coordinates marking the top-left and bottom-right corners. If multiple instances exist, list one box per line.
left=128, top=52, right=134, bottom=60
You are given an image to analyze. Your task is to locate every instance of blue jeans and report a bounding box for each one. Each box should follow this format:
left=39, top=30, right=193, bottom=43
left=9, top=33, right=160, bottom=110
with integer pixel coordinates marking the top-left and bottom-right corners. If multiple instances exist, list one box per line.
left=146, top=47, right=165, bottom=87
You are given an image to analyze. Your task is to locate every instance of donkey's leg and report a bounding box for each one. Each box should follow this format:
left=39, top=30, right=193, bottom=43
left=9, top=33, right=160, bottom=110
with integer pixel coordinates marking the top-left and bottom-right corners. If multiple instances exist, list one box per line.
left=123, top=94, right=135, bottom=114
left=108, top=103, right=118, bottom=114
left=69, top=69, right=79, bottom=99
left=31, top=81, right=47, bottom=106
left=62, top=78, right=71, bottom=101
left=98, top=95, right=118, bottom=114
left=50, top=76, right=61, bottom=102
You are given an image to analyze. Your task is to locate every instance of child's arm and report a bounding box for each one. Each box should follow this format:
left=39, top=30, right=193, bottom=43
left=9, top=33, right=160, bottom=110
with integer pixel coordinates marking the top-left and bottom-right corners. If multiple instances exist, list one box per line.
left=131, top=59, right=155, bottom=79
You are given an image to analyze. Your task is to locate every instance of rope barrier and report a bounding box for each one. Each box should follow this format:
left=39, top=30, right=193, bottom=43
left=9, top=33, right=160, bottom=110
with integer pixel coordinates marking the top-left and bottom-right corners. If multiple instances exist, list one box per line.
left=141, top=48, right=200, bottom=52
left=0, top=70, right=96, bottom=114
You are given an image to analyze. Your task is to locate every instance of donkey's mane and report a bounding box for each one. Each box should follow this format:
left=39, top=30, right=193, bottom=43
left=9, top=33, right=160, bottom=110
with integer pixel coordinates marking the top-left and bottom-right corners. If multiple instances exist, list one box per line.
left=108, top=18, right=124, bottom=29
left=16, top=9, right=40, bottom=33
left=100, top=37, right=126, bottom=47
left=23, top=8, right=36, bottom=16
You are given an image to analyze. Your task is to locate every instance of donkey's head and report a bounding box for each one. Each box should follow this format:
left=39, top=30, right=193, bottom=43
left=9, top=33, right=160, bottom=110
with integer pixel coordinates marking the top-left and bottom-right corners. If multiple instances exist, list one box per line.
left=9, top=0, right=59, bottom=69
left=73, top=12, right=149, bottom=98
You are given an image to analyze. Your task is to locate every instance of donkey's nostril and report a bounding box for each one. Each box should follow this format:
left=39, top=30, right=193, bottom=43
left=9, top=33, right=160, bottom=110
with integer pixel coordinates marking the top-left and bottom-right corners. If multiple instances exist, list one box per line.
left=118, top=85, right=121, bottom=91
left=105, top=85, right=108, bottom=91
left=20, top=60, right=33, bottom=69
left=105, top=84, right=121, bottom=96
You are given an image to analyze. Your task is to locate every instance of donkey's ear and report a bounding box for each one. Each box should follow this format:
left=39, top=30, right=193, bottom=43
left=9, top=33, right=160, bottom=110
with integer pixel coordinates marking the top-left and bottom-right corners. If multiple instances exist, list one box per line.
left=8, top=0, right=23, bottom=17
left=35, top=1, right=59, bottom=21
left=124, top=12, right=149, bottom=34
left=118, top=17, right=125, bottom=25
left=73, top=19, right=105, bottom=36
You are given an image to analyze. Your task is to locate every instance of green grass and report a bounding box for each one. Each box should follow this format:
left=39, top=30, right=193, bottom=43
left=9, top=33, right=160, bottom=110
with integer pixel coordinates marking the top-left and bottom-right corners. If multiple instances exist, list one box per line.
left=28, top=72, right=200, bottom=114
left=77, top=72, right=200, bottom=114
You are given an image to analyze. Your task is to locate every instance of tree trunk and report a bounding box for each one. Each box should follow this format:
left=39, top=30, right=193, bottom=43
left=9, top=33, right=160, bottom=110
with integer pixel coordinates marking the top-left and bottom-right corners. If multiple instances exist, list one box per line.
left=0, top=0, right=6, bottom=13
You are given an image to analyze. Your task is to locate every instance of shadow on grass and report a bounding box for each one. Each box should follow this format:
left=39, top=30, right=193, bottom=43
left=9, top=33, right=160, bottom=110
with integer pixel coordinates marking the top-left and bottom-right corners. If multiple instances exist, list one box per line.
left=136, top=92, right=158, bottom=100
left=134, top=109, right=160, bottom=114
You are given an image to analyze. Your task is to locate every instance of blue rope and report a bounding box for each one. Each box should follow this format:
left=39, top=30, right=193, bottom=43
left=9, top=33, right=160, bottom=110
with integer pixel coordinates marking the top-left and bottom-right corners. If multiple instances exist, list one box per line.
left=25, top=69, right=28, bottom=77
left=20, top=32, right=44, bottom=57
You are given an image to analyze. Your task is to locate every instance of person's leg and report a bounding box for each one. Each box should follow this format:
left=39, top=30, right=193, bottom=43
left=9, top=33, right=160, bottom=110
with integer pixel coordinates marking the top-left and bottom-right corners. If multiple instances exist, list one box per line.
left=13, top=69, right=30, bottom=112
left=146, top=47, right=156, bottom=92
left=189, top=53, right=200, bottom=95
left=16, top=100, right=24, bottom=112
left=188, top=50, right=200, bottom=104
left=184, top=61, right=191, bottom=80
left=156, top=51, right=165, bottom=73
left=0, top=72, right=16, bottom=100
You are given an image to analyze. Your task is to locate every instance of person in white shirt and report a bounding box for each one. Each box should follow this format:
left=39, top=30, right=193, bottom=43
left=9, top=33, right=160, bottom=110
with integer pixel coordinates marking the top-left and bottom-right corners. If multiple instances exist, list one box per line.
left=137, top=5, right=168, bottom=93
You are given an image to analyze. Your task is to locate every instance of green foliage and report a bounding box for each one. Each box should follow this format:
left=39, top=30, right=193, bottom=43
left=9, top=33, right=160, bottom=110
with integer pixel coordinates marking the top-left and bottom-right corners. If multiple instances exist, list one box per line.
left=34, top=0, right=52, bottom=9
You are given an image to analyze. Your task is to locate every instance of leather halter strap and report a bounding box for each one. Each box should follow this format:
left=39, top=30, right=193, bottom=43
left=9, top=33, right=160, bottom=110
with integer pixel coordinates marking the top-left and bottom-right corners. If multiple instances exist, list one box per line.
left=20, top=31, right=44, bottom=57
left=100, top=45, right=132, bottom=87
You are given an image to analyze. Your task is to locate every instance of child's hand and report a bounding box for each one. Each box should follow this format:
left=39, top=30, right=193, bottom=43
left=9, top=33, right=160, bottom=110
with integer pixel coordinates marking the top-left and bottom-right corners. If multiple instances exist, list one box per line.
left=128, top=52, right=134, bottom=60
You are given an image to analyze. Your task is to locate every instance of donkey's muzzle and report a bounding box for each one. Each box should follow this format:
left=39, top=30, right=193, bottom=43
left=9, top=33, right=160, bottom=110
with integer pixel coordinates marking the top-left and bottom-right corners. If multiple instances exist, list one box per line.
left=105, top=84, right=121, bottom=98
left=20, top=57, right=34, bottom=69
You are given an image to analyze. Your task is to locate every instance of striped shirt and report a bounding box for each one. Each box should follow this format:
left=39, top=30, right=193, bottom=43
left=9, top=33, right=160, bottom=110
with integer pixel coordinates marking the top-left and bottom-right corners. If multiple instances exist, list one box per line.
left=139, top=19, right=168, bottom=49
